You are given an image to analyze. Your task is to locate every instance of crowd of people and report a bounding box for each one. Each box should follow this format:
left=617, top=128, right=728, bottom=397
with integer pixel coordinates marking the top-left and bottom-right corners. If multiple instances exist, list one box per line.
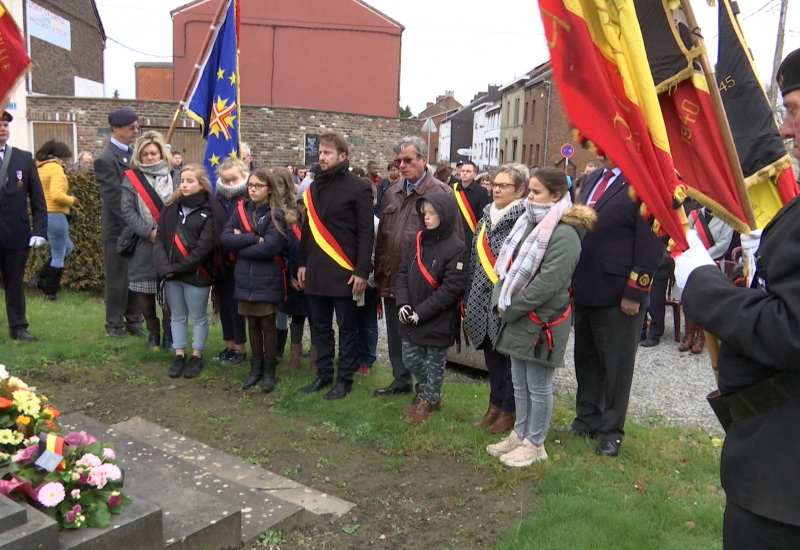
left=2, top=46, right=800, bottom=546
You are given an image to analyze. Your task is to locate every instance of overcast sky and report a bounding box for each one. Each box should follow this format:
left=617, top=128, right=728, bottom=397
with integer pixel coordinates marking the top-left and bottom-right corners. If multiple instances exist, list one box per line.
left=93, top=0, right=800, bottom=115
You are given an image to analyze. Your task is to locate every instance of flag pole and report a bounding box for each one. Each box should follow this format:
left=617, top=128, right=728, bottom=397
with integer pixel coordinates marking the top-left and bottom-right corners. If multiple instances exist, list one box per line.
left=165, top=0, right=230, bottom=144
left=679, top=0, right=758, bottom=231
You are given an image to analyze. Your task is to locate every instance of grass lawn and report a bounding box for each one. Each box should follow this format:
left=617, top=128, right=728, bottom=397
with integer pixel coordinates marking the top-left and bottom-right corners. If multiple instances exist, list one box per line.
left=3, top=289, right=725, bottom=549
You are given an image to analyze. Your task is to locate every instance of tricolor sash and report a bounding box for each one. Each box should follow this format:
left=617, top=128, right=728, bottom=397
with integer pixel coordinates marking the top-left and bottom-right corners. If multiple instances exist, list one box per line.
left=475, top=221, right=498, bottom=284
left=453, top=182, right=477, bottom=233
left=302, top=186, right=355, bottom=271
left=689, top=210, right=715, bottom=251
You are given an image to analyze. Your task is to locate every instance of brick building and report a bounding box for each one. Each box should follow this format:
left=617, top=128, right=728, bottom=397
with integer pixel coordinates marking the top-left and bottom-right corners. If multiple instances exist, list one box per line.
left=135, top=63, right=173, bottom=101
left=416, top=91, right=461, bottom=161
left=438, top=86, right=500, bottom=166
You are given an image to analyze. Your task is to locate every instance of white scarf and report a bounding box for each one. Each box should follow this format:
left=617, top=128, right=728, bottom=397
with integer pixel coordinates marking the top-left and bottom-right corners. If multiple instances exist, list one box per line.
left=137, top=160, right=173, bottom=228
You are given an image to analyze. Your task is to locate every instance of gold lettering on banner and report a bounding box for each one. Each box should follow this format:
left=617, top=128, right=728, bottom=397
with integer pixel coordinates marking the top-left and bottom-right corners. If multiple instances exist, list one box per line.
left=0, top=31, right=10, bottom=71
left=718, top=75, right=735, bottom=93
left=540, top=9, right=571, bottom=49
left=678, top=99, right=700, bottom=145
left=613, top=113, right=642, bottom=152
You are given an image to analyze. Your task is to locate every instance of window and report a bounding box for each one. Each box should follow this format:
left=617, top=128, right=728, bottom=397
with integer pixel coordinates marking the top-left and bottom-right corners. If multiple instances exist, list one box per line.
left=514, top=98, right=520, bottom=125
left=524, top=102, right=529, bottom=123
left=512, top=138, right=518, bottom=161
left=522, top=144, right=527, bottom=163
left=32, top=122, right=75, bottom=160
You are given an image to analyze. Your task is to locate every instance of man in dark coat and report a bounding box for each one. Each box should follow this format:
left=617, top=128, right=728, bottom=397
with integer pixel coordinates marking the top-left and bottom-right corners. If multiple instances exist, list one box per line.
left=0, top=111, right=47, bottom=341
left=564, top=158, right=662, bottom=457
left=297, top=131, right=375, bottom=400
left=453, top=160, right=491, bottom=251
left=675, top=47, right=800, bottom=548
left=94, top=108, right=144, bottom=338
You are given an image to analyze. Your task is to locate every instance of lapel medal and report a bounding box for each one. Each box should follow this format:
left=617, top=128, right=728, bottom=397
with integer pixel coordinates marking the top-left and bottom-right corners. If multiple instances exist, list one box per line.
left=15, top=170, right=22, bottom=187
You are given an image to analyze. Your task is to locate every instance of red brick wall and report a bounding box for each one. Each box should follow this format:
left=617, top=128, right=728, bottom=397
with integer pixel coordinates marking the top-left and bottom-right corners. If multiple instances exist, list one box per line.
left=136, top=67, right=173, bottom=101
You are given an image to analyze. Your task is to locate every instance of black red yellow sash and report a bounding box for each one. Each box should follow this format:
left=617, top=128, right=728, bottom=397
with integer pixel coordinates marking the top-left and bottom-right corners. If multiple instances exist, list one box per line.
left=689, top=210, right=715, bottom=251
left=475, top=221, right=498, bottom=283
left=416, top=231, right=439, bottom=289
left=302, top=187, right=355, bottom=271
left=453, top=182, right=477, bottom=233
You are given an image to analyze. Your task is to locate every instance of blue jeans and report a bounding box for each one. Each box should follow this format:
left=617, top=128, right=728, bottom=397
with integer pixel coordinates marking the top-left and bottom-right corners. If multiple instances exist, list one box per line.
left=510, top=357, right=555, bottom=447
left=356, top=287, right=378, bottom=366
left=46, top=213, right=74, bottom=268
left=165, top=280, right=210, bottom=351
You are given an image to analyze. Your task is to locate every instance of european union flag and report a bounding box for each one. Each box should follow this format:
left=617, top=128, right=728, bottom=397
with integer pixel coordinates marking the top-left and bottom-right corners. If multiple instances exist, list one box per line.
left=185, top=0, right=239, bottom=186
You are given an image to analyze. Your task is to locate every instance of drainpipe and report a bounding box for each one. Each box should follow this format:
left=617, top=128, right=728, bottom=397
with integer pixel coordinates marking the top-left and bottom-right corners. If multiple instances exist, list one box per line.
left=542, top=80, right=552, bottom=166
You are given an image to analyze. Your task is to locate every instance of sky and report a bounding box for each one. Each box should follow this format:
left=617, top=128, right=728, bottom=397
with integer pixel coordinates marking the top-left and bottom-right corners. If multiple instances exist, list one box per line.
left=93, top=0, right=800, bottom=116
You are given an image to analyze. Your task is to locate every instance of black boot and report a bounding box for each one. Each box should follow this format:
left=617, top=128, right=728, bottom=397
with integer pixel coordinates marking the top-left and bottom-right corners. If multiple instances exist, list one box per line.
left=276, top=329, right=288, bottom=362
left=42, top=266, right=63, bottom=301
left=161, top=334, right=174, bottom=354
left=260, top=356, right=276, bottom=393
left=147, top=330, right=161, bottom=350
left=28, top=260, right=50, bottom=290
left=241, top=355, right=264, bottom=389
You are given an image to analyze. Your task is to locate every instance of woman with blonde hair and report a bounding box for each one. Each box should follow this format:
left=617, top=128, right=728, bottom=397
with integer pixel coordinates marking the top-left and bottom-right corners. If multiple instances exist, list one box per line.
left=120, top=130, right=177, bottom=351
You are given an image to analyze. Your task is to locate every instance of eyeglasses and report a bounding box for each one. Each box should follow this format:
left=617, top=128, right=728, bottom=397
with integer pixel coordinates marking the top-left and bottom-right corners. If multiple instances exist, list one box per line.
left=247, top=183, right=268, bottom=190
left=395, top=155, right=421, bottom=165
left=490, top=182, right=516, bottom=189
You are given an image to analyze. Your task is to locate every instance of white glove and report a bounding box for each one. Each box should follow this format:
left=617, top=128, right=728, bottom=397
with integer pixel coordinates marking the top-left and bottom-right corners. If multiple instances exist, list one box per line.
left=28, top=236, right=46, bottom=248
left=398, top=305, right=413, bottom=324
left=408, top=310, right=419, bottom=325
left=673, top=230, right=715, bottom=290
left=740, top=228, right=762, bottom=288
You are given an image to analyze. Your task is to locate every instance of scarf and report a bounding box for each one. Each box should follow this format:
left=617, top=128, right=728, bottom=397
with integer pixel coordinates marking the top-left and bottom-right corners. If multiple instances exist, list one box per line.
left=136, top=160, right=173, bottom=228
left=215, top=177, right=248, bottom=200
left=489, top=198, right=523, bottom=227
left=495, top=193, right=573, bottom=311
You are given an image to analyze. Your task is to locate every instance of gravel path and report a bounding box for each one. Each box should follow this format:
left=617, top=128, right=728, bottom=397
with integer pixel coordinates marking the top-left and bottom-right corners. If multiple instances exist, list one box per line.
left=373, top=306, right=723, bottom=436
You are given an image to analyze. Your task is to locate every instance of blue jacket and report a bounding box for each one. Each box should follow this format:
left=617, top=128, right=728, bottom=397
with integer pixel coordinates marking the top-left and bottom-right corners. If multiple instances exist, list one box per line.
left=220, top=199, right=288, bottom=304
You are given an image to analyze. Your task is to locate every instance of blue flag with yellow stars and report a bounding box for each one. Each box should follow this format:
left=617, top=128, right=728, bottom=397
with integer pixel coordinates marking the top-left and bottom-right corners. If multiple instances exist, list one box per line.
left=185, top=0, right=240, bottom=187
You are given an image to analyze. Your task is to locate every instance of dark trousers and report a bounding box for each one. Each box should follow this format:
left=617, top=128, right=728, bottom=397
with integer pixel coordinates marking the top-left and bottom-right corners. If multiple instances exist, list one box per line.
left=484, top=347, right=514, bottom=412
left=216, top=276, right=247, bottom=345
left=307, top=294, right=359, bottom=384
left=573, top=303, right=645, bottom=441
left=356, top=286, right=378, bottom=366
left=382, top=297, right=413, bottom=386
left=645, top=276, right=668, bottom=340
left=724, top=500, right=800, bottom=549
left=0, top=247, right=29, bottom=334
left=102, top=241, right=143, bottom=333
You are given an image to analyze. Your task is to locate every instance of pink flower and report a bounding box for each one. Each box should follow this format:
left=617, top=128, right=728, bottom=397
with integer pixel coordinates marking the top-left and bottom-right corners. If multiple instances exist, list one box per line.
left=86, top=469, right=108, bottom=489
left=102, top=447, right=115, bottom=460
left=76, top=453, right=102, bottom=469
left=97, top=463, right=122, bottom=481
left=70, top=489, right=81, bottom=499
left=64, top=431, right=97, bottom=447
left=107, top=493, right=121, bottom=507
left=11, top=443, right=38, bottom=463
left=37, top=482, right=65, bottom=507
left=64, top=504, right=81, bottom=522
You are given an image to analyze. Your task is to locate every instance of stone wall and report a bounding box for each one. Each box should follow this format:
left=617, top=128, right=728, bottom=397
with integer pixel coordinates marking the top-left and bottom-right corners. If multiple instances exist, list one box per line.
left=26, top=96, right=419, bottom=170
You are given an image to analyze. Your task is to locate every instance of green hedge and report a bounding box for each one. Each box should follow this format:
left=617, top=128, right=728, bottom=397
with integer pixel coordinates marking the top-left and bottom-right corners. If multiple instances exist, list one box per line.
left=25, top=166, right=105, bottom=293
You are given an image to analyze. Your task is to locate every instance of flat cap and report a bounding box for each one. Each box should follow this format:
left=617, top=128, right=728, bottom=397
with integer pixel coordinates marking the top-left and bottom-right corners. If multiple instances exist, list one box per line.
left=108, top=108, right=138, bottom=127
left=777, top=48, right=800, bottom=96
left=1, top=110, right=13, bottom=122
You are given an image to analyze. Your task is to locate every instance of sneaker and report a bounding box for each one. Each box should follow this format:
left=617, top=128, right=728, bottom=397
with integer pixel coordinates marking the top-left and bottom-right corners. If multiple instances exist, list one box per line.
left=486, top=431, right=523, bottom=457
left=499, top=439, right=548, bottom=467
left=212, top=348, right=234, bottom=362
left=168, top=355, right=186, bottom=378
left=223, top=350, right=247, bottom=366
left=184, top=355, right=204, bottom=379
left=355, top=364, right=372, bottom=376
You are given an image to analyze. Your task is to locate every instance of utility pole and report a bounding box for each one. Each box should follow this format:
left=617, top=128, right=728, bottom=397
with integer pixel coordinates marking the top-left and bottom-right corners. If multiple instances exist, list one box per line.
left=768, top=0, right=789, bottom=110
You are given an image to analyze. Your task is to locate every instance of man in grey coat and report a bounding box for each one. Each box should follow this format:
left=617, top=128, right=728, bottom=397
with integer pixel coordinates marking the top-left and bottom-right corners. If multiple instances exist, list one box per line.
left=94, top=108, right=144, bottom=338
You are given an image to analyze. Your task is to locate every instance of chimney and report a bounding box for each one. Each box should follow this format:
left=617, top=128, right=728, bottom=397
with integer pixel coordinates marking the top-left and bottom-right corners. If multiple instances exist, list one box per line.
left=427, top=102, right=433, bottom=108
left=445, top=90, right=454, bottom=98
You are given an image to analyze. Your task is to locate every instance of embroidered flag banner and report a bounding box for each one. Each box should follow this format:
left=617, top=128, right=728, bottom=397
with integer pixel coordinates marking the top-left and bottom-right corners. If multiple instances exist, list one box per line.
left=0, top=2, right=32, bottom=109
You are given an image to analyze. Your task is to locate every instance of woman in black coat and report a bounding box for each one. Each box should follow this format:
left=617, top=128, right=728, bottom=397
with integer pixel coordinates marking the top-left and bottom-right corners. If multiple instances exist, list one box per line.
left=220, top=168, right=295, bottom=393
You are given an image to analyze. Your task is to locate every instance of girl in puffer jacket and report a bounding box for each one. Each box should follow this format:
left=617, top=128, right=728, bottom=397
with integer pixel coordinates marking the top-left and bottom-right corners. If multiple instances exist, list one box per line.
left=220, top=168, right=295, bottom=393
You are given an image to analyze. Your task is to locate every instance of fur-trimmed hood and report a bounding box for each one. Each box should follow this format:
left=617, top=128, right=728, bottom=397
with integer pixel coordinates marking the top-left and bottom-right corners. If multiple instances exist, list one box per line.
left=561, top=204, right=597, bottom=238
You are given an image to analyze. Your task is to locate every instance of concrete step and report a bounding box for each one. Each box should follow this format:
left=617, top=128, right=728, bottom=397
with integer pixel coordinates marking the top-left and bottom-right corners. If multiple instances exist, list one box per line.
left=0, top=498, right=58, bottom=550
left=112, top=417, right=354, bottom=538
left=60, top=413, right=241, bottom=550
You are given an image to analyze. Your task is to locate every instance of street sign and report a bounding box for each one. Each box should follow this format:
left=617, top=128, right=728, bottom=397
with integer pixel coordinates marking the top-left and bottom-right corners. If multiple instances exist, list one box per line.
left=456, top=148, right=473, bottom=157
left=561, top=143, right=574, bottom=158
left=420, top=118, right=437, bottom=133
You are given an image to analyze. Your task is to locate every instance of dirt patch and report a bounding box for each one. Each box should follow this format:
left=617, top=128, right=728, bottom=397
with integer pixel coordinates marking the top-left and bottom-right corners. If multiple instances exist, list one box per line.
left=26, top=360, right=536, bottom=549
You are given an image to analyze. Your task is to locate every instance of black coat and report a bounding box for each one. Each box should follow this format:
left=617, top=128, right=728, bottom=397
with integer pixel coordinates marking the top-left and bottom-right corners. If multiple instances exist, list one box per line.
left=684, top=194, right=800, bottom=527
left=572, top=168, right=662, bottom=307
left=0, top=147, right=47, bottom=250
left=153, top=191, right=226, bottom=287
left=220, top=199, right=288, bottom=304
left=453, top=179, right=491, bottom=249
left=94, top=141, right=132, bottom=243
left=298, top=159, right=375, bottom=297
left=280, top=218, right=311, bottom=317
left=395, top=194, right=469, bottom=348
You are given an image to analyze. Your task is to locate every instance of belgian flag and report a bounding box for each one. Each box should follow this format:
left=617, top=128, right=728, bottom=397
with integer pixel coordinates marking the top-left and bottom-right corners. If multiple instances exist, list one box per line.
left=0, top=1, right=31, bottom=108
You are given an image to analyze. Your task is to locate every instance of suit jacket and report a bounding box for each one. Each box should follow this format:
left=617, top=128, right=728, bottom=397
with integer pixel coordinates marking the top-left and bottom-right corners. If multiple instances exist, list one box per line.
left=571, top=168, right=662, bottom=307
left=684, top=194, right=800, bottom=526
left=94, top=141, right=132, bottom=243
left=0, top=147, right=47, bottom=250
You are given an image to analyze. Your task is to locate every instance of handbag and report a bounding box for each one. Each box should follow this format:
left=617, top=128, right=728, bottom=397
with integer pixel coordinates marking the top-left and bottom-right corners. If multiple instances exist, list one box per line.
left=116, top=227, right=140, bottom=258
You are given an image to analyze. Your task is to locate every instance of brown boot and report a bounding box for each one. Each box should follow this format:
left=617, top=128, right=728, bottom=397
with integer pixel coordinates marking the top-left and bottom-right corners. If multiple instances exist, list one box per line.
left=473, top=403, right=501, bottom=427
left=691, top=327, right=705, bottom=354
left=281, top=344, right=302, bottom=371
left=404, top=398, right=435, bottom=424
left=487, top=411, right=516, bottom=434
left=405, top=396, right=440, bottom=415
left=307, top=346, right=317, bottom=374
left=678, top=317, right=696, bottom=352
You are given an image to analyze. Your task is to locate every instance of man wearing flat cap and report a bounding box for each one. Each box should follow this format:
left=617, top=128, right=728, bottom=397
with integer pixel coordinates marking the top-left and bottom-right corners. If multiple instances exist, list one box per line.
left=94, top=108, right=145, bottom=338
left=674, top=48, right=800, bottom=547
left=0, top=110, right=47, bottom=341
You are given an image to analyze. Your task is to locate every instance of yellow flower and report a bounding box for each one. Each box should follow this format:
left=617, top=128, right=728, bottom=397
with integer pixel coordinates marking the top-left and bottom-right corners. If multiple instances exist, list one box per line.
left=11, top=390, right=40, bottom=417
left=7, top=377, right=28, bottom=391
left=16, top=415, right=30, bottom=426
left=0, top=429, right=21, bottom=445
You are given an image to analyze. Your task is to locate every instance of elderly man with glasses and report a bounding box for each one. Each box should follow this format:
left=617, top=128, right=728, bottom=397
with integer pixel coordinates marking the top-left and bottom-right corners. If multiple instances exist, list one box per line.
left=373, top=136, right=464, bottom=397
